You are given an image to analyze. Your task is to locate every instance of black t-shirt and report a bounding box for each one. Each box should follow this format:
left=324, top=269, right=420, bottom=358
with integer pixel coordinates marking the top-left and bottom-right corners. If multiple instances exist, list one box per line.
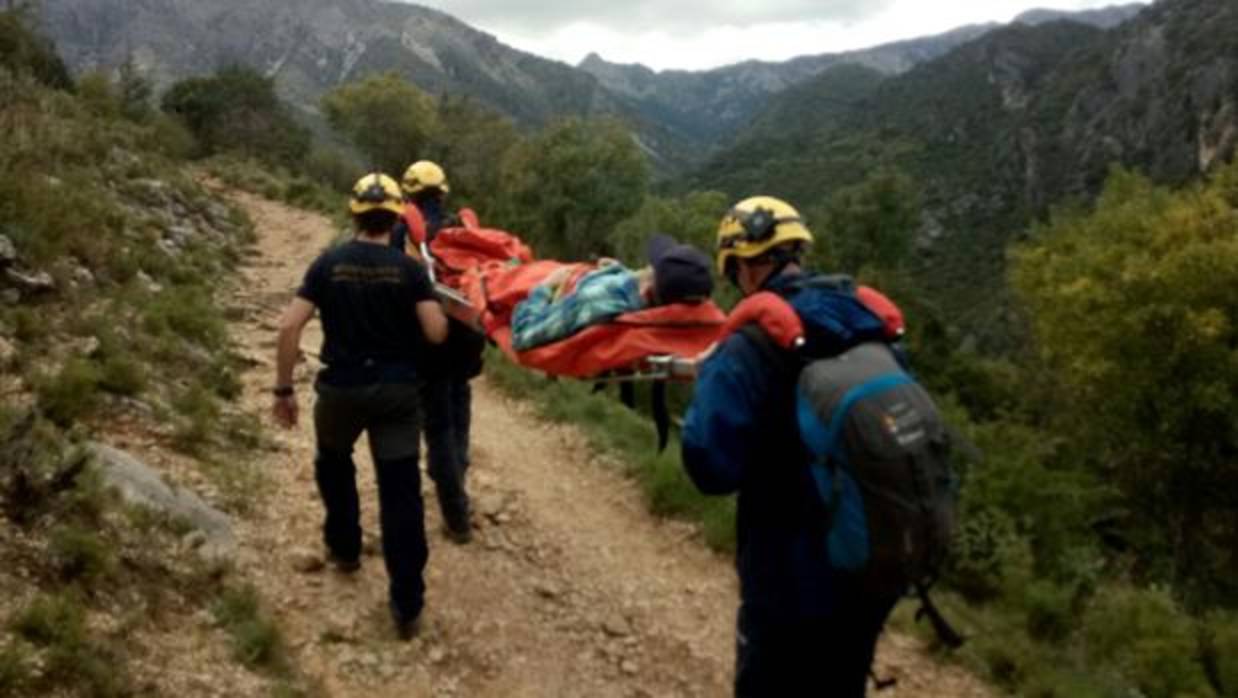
left=297, top=240, right=436, bottom=385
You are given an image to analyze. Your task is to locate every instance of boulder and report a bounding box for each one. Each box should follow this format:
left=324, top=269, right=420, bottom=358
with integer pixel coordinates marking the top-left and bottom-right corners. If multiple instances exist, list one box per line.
left=89, top=443, right=236, bottom=566
left=4, top=268, right=55, bottom=295
left=0, top=234, right=15, bottom=268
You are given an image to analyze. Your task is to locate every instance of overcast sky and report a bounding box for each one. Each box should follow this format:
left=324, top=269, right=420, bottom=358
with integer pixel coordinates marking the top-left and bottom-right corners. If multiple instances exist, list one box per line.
left=403, top=1, right=1145, bottom=71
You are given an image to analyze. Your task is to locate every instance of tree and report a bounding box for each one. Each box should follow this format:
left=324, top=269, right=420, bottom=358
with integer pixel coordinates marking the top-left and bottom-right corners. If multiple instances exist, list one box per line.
left=0, top=5, right=72, bottom=90
left=1012, top=165, right=1238, bottom=603
left=162, top=65, right=309, bottom=165
left=813, top=168, right=920, bottom=275
left=610, top=190, right=727, bottom=265
left=497, top=117, right=649, bottom=260
left=321, top=72, right=437, bottom=177
left=419, top=94, right=520, bottom=217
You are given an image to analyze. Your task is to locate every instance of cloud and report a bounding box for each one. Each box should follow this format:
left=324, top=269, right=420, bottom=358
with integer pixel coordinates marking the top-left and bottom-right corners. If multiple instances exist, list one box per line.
left=410, top=0, right=898, bottom=35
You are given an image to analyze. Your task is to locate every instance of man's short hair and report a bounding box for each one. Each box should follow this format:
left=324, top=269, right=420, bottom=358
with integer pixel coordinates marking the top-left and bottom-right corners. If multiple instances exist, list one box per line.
left=354, top=209, right=399, bottom=234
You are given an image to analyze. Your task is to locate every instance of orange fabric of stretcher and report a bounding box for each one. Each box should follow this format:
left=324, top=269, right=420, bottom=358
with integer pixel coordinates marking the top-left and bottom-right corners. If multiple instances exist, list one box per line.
left=490, top=301, right=726, bottom=379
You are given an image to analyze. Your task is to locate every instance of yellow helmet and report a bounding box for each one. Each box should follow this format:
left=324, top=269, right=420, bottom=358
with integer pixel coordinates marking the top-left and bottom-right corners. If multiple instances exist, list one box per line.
left=401, top=160, right=450, bottom=196
left=715, top=196, right=813, bottom=273
left=349, top=173, right=404, bottom=216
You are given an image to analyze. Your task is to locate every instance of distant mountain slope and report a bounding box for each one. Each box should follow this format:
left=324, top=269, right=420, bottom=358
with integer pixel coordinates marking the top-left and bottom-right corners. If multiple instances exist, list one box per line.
left=35, top=0, right=1149, bottom=172
left=1015, top=2, right=1146, bottom=28
left=578, top=25, right=994, bottom=147
left=691, top=0, right=1235, bottom=344
left=37, top=0, right=642, bottom=143
left=578, top=4, right=1146, bottom=151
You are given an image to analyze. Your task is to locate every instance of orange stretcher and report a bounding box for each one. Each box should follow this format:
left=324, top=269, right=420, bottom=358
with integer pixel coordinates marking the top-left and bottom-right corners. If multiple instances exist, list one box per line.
left=428, top=225, right=724, bottom=383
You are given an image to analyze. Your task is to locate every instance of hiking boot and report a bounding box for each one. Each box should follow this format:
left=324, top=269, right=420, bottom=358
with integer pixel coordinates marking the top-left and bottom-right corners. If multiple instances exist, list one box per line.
left=327, top=551, right=361, bottom=574
left=390, top=603, right=422, bottom=641
left=443, top=521, right=473, bottom=545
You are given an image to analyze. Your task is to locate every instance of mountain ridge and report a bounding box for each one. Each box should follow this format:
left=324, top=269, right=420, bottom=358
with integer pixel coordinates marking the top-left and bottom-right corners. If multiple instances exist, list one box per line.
left=37, top=0, right=1148, bottom=171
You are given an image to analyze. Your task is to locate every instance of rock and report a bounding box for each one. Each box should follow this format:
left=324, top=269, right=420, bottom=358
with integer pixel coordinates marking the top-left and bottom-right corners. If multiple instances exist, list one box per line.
left=533, top=580, right=563, bottom=600
left=601, top=612, right=632, bottom=638
left=156, top=239, right=182, bottom=258
left=73, top=336, right=101, bottom=358
left=90, top=443, right=236, bottom=565
left=182, top=530, right=208, bottom=550
left=620, top=659, right=639, bottom=676
left=166, top=224, right=196, bottom=246
left=428, top=646, right=447, bottom=664
left=0, top=336, right=16, bottom=367
left=135, top=270, right=163, bottom=294
left=0, top=234, right=15, bottom=268
left=291, top=548, right=325, bottom=574
left=71, top=265, right=95, bottom=286
left=5, top=268, right=55, bottom=295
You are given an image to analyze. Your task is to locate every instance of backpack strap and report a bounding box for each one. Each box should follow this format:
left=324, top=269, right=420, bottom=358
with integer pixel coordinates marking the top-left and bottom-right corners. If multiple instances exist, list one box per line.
left=915, top=581, right=965, bottom=649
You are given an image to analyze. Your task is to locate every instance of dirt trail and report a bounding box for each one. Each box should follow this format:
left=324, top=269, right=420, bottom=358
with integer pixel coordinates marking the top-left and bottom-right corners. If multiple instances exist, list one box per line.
left=221, top=190, right=993, bottom=698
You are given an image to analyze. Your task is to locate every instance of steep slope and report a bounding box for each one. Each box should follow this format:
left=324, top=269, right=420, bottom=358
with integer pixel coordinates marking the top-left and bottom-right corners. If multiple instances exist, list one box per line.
left=39, top=0, right=615, bottom=126
left=692, top=0, right=1237, bottom=345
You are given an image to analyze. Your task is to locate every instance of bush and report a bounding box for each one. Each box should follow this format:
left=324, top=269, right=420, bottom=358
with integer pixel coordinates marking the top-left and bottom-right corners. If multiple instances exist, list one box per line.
left=0, top=642, right=31, bottom=694
left=1083, top=586, right=1213, bottom=698
left=0, top=8, right=72, bottom=90
left=34, top=358, right=103, bottom=426
left=50, top=525, right=115, bottom=583
left=1202, top=612, right=1238, bottom=697
left=947, top=508, right=1033, bottom=602
left=10, top=592, right=86, bottom=647
left=162, top=66, right=309, bottom=166
left=211, top=586, right=288, bottom=673
left=1023, top=580, right=1075, bottom=642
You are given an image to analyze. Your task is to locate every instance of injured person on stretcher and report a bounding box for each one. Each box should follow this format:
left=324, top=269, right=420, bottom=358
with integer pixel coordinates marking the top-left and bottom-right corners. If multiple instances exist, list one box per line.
left=511, top=234, right=714, bottom=351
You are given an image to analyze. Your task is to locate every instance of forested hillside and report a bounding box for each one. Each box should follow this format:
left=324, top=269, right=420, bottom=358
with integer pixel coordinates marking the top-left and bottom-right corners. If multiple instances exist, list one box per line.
left=693, top=0, right=1238, bottom=345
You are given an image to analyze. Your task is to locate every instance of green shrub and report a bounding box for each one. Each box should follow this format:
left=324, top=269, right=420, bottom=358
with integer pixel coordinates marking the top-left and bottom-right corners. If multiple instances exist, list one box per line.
left=0, top=9, right=72, bottom=90
left=171, top=385, right=220, bottom=454
left=1202, top=612, right=1238, bottom=697
left=0, top=642, right=31, bottom=694
left=97, top=352, right=146, bottom=397
left=1083, top=586, right=1213, bottom=698
left=1024, top=580, right=1075, bottom=643
left=947, top=508, right=1034, bottom=602
left=211, top=586, right=288, bottom=673
left=50, top=525, right=115, bottom=583
left=143, top=285, right=226, bottom=349
left=35, top=358, right=103, bottom=426
left=11, top=592, right=86, bottom=647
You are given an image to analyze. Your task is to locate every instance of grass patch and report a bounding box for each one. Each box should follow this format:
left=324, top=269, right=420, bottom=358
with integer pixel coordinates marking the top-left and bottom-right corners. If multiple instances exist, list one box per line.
left=484, top=349, right=737, bottom=552
left=211, top=585, right=290, bottom=675
left=0, top=641, right=32, bottom=694
left=10, top=593, right=131, bottom=698
left=33, top=358, right=103, bottom=427
left=49, top=524, right=116, bottom=584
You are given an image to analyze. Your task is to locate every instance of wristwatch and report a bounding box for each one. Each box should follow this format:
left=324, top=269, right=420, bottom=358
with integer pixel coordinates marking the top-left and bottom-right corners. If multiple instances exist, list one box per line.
left=272, top=386, right=295, bottom=398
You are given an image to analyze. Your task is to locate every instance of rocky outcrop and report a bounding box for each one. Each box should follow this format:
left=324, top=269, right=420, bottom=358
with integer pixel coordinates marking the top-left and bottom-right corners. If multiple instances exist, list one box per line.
left=90, top=443, right=236, bottom=567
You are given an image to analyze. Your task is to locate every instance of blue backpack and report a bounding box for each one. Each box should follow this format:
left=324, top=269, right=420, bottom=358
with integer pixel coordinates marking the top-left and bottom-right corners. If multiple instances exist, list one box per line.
left=742, top=275, right=963, bottom=647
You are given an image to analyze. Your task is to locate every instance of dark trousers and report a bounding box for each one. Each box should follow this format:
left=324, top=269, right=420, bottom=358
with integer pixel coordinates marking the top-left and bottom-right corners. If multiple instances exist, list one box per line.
left=734, top=595, right=898, bottom=698
left=313, top=381, right=428, bottom=620
left=421, top=376, right=472, bottom=531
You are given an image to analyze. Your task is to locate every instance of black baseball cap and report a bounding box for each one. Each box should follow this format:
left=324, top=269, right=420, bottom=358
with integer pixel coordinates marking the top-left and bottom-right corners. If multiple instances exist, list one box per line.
left=646, top=234, right=714, bottom=304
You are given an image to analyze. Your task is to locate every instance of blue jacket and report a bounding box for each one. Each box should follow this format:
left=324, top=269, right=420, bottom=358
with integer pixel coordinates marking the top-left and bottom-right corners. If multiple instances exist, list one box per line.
left=681, top=271, right=893, bottom=619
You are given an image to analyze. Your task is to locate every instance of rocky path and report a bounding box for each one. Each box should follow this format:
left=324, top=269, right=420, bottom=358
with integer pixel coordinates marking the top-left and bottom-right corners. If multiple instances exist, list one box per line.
left=221, top=189, right=993, bottom=697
